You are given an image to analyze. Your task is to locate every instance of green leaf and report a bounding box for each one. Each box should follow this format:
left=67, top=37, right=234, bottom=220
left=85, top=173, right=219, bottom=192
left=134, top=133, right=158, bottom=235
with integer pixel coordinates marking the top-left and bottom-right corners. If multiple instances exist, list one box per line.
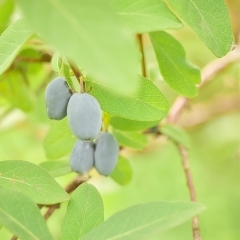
left=44, top=118, right=77, bottom=160
left=0, top=18, right=34, bottom=76
left=86, top=76, right=169, bottom=121
left=16, top=0, right=139, bottom=94
left=0, top=160, right=70, bottom=204
left=110, top=156, right=132, bottom=186
left=61, top=183, right=104, bottom=240
left=82, top=201, right=205, bottom=240
left=150, top=31, right=201, bottom=98
left=39, top=160, right=71, bottom=178
left=0, top=0, right=14, bottom=33
left=112, top=129, right=148, bottom=150
left=111, top=0, right=182, bottom=33
left=167, top=0, right=234, bottom=57
left=0, top=186, right=53, bottom=240
left=110, top=116, right=159, bottom=131
left=161, top=124, right=191, bottom=148
left=0, top=70, right=35, bottom=111
left=51, top=52, right=62, bottom=72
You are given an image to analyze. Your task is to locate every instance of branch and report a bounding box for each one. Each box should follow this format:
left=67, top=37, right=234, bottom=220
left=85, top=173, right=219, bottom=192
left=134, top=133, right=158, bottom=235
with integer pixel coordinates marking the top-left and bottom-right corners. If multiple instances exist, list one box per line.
left=178, top=145, right=201, bottom=240
left=69, top=62, right=85, bottom=93
left=167, top=48, right=240, bottom=124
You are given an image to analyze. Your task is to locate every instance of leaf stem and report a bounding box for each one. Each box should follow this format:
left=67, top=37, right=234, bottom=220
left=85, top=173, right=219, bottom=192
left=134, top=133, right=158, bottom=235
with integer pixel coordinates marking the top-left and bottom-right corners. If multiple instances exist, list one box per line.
left=69, top=62, right=85, bottom=93
left=137, top=34, right=147, bottom=78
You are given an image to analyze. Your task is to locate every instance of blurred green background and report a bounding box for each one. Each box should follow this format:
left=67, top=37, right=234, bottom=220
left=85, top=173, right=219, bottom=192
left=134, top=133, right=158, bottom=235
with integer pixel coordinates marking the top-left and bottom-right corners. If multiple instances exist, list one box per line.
left=0, top=0, right=240, bottom=239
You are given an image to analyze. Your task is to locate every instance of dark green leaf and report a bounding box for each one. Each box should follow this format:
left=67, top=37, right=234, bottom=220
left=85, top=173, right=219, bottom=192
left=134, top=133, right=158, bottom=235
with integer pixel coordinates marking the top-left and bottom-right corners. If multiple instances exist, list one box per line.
left=61, top=183, right=104, bottom=240
left=111, top=0, right=182, bottom=33
left=113, top=129, right=148, bottom=150
left=39, top=160, right=71, bottom=178
left=16, top=0, right=139, bottom=94
left=167, top=0, right=234, bottom=57
left=110, top=117, right=159, bottom=131
left=86, top=76, right=169, bottom=121
left=110, top=156, right=132, bottom=186
left=0, top=186, right=53, bottom=240
left=150, top=31, right=201, bottom=98
left=82, top=201, right=205, bottom=240
left=0, top=160, right=70, bottom=204
left=43, top=118, right=77, bottom=160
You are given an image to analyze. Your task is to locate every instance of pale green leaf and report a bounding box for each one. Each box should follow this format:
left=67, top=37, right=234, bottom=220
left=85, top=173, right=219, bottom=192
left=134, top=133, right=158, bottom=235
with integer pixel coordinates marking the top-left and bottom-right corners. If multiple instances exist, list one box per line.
left=82, top=201, right=205, bottom=240
left=0, top=160, right=70, bottom=204
left=0, top=0, right=14, bottom=33
left=167, top=0, right=234, bottom=57
left=60, top=62, right=75, bottom=91
left=51, top=52, right=62, bottom=72
left=0, top=18, right=34, bottom=75
left=150, top=31, right=201, bottom=98
left=61, top=183, right=104, bottom=240
left=0, top=70, right=35, bottom=111
left=110, top=156, right=132, bottom=186
left=16, top=0, right=139, bottom=94
left=0, top=186, right=53, bottom=240
left=44, top=118, right=77, bottom=160
left=111, top=0, right=182, bottom=33
left=39, top=160, right=71, bottom=178
left=113, top=129, right=148, bottom=150
left=161, top=124, right=191, bottom=148
left=110, top=116, right=159, bottom=131
left=86, top=76, right=169, bottom=121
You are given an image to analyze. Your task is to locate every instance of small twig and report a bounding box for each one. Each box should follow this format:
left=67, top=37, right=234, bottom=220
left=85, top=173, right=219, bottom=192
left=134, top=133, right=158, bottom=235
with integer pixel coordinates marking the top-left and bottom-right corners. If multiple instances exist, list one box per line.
left=168, top=48, right=240, bottom=124
left=69, top=62, right=85, bottom=93
left=178, top=145, right=201, bottom=240
left=137, top=34, right=147, bottom=78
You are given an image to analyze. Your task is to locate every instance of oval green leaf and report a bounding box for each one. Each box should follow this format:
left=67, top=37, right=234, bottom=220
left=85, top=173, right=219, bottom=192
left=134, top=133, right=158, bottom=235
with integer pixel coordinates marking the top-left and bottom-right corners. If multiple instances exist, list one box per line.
left=0, top=160, right=70, bottom=204
left=16, top=0, right=139, bottom=94
left=0, top=18, right=34, bottom=76
left=0, top=186, right=53, bottom=240
left=44, top=118, right=77, bottom=160
left=112, top=129, right=148, bottom=150
left=111, top=0, right=182, bottom=33
left=161, top=124, right=191, bottom=149
left=150, top=31, right=201, bottom=98
left=39, top=160, right=71, bottom=178
left=82, top=201, right=205, bottom=240
left=110, top=117, right=159, bottom=131
left=167, top=0, right=234, bottom=57
left=86, top=76, right=169, bottom=121
left=110, top=156, right=132, bottom=186
left=61, top=183, right=104, bottom=240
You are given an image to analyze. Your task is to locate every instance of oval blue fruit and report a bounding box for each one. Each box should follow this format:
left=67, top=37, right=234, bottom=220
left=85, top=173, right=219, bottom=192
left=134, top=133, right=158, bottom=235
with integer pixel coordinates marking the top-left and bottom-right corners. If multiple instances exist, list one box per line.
left=45, top=77, right=72, bottom=120
left=67, top=93, right=102, bottom=140
left=94, top=132, right=119, bottom=176
left=70, top=140, right=94, bottom=173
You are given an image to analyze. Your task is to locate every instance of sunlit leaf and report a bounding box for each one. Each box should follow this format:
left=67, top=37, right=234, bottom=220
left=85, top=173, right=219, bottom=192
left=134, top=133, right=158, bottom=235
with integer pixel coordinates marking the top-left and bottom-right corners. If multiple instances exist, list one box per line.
left=0, top=186, right=53, bottom=240
left=0, top=160, right=70, bottom=204
left=61, top=183, right=104, bottom=240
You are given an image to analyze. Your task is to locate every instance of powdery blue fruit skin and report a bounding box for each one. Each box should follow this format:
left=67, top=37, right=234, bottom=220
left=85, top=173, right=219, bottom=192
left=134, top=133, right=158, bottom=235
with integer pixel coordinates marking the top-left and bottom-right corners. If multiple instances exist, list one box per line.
left=70, top=140, right=94, bottom=173
left=94, top=132, right=119, bottom=176
left=67, top=93, right=102, bottom=140
left=45, top=77, right=72, bottom=120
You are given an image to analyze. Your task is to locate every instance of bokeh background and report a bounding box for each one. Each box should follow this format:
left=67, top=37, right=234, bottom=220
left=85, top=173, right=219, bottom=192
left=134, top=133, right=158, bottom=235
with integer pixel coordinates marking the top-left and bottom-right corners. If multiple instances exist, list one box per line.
left=0, top=0, right=240, bottom=239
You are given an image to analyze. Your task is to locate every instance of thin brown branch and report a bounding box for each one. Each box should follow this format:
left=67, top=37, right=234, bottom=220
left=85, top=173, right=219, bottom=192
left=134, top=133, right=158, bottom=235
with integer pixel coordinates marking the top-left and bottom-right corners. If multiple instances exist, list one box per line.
left=167, top=48, right=240, bottom=124
left=137, top=34, right=147, bottom=78
left=178, top=145, right=201, bottom=240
